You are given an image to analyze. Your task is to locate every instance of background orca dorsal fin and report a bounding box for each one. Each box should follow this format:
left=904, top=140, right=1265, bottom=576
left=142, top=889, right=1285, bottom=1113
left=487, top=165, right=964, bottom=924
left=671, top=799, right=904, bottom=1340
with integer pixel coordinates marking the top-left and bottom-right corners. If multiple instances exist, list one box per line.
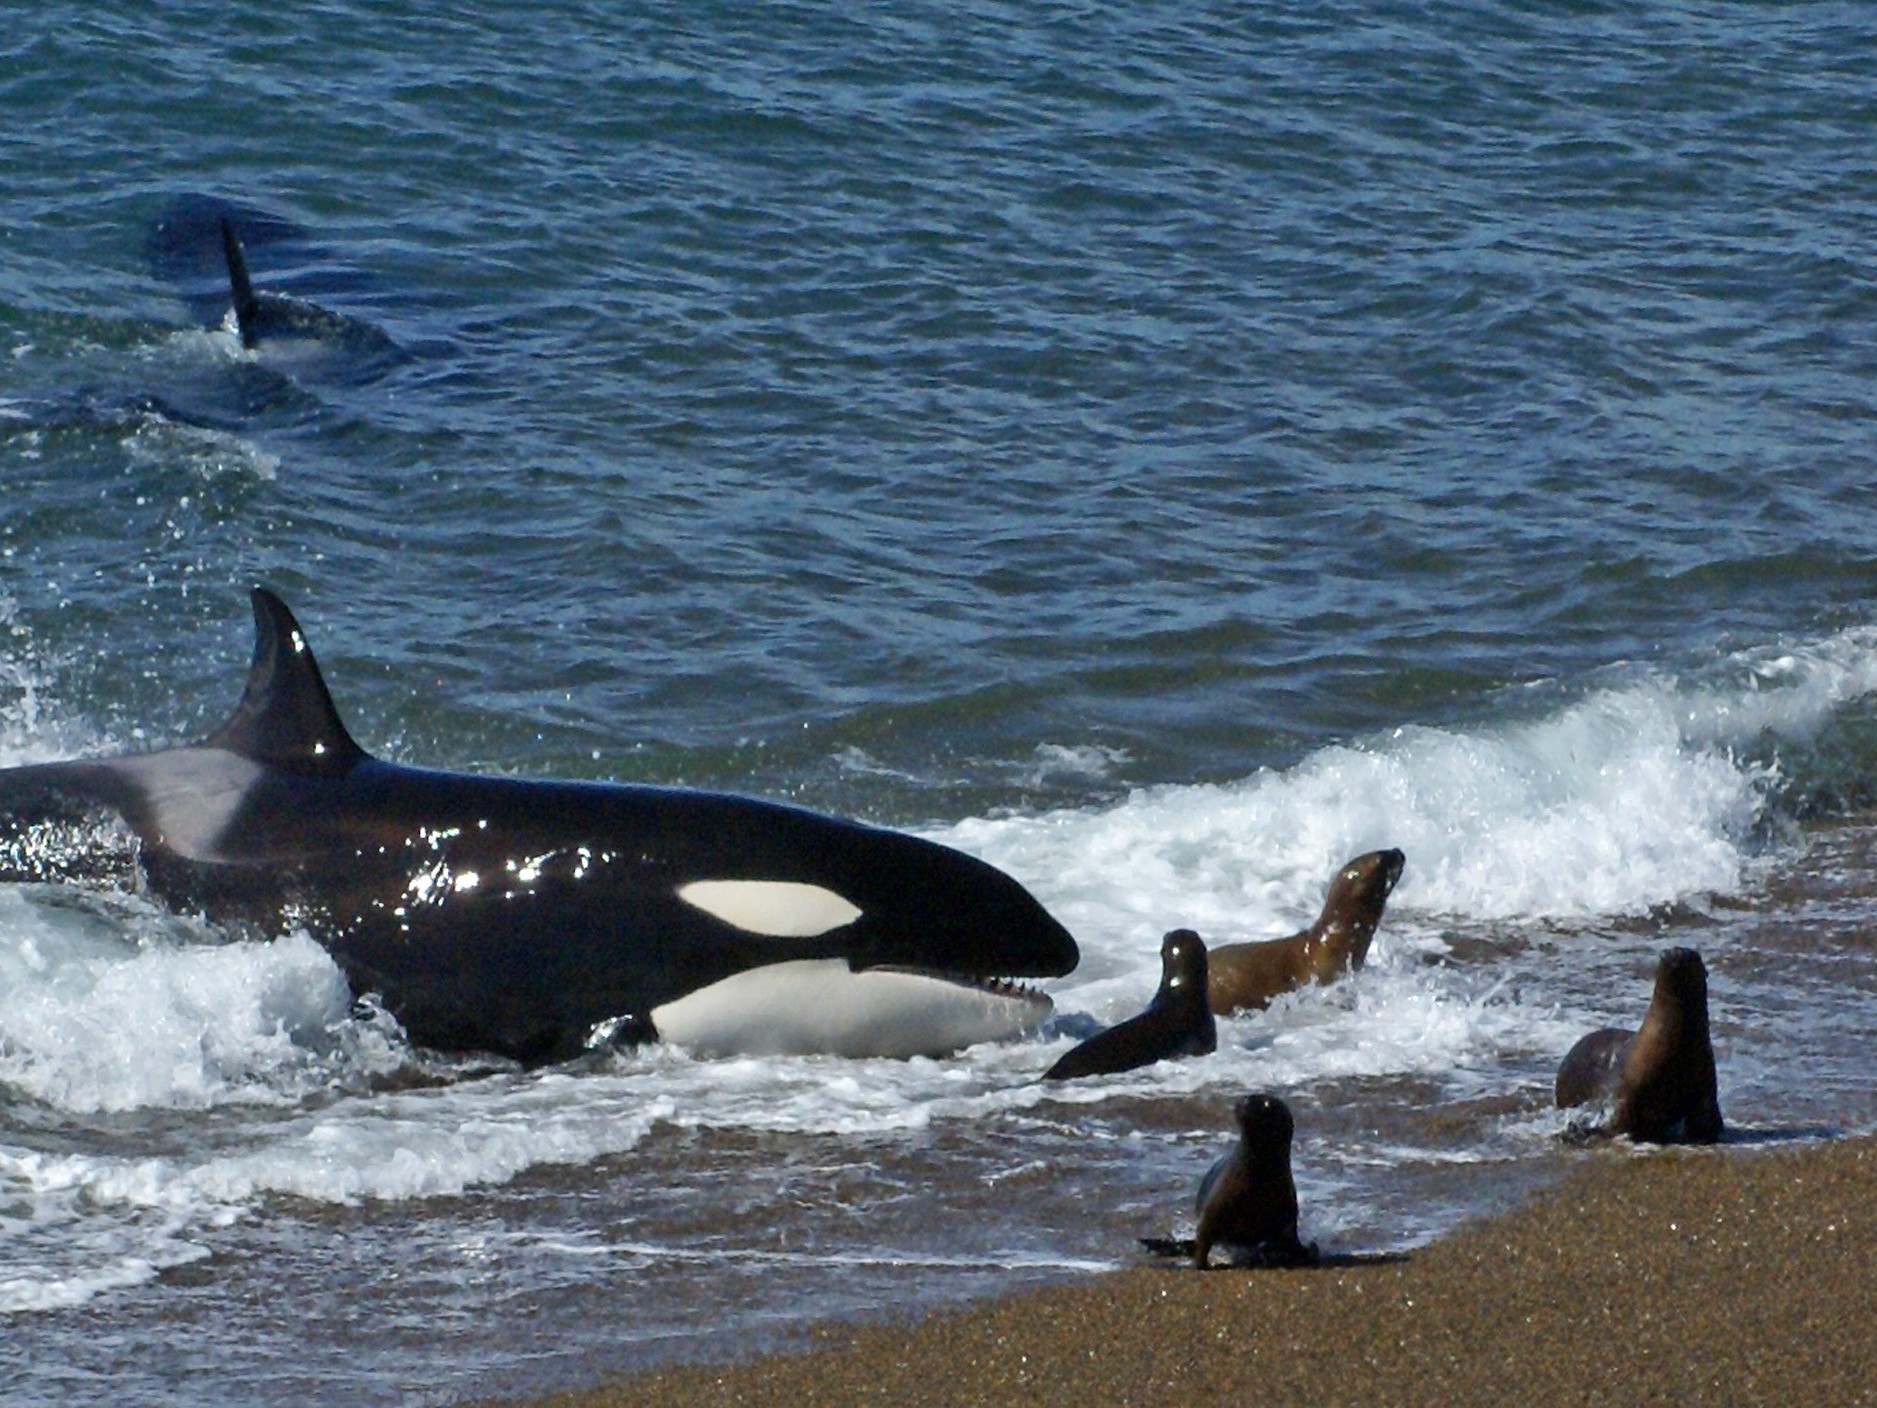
left=206, top=588, right=367, bottom=772
left=220, top=217, right=262, bottom=349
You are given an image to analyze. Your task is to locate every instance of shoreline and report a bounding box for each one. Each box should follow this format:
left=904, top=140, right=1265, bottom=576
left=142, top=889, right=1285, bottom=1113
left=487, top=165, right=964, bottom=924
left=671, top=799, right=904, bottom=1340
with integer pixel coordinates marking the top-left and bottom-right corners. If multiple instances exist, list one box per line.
left=497, top=1133, right=1877, bottom=1408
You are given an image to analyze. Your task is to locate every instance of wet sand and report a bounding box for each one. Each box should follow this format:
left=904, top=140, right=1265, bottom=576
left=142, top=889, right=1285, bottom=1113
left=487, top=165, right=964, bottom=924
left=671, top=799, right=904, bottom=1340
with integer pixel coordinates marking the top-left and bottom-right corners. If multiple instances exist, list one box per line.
left=498, top=1134, right=1877, bottom=1408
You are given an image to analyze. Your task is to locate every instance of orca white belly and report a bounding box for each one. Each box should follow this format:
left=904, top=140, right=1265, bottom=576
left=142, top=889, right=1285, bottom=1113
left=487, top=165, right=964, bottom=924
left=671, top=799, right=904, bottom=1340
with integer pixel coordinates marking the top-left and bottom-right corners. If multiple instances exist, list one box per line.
left=650, top=959, right=1052, bottom=1059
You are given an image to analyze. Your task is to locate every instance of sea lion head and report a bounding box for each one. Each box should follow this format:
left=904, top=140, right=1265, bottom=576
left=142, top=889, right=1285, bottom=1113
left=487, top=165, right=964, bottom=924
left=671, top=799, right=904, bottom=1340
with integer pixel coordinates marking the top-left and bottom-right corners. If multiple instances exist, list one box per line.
left=1233, top=1092, right=1295, bottom=1151
left=1327, top=848, right=1405, bottom=925
left=1304, top=847, right=1405, bottom=979
left=1158, top=928, right=1210, bottom=1004
left=1653, top=946, right=1708, bottom=1012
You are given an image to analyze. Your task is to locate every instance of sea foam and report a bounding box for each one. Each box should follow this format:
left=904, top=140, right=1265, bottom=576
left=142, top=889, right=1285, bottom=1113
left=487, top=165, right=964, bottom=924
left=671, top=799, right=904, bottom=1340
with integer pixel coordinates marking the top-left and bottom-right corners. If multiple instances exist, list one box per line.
left=948, top=627, right=1877, bottom=957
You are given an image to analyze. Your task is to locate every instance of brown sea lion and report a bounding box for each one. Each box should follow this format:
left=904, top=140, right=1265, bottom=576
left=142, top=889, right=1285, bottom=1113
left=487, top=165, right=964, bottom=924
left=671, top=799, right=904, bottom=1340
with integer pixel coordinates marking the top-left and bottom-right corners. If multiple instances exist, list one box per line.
left=1554, top=946, right=1723, bottom=1144
left=1043, top=929, right=1215, bottom=1081
left=1192, top=1093, right=1317, bottom=1270
left=1206, top=848, right=1405, bottom=1016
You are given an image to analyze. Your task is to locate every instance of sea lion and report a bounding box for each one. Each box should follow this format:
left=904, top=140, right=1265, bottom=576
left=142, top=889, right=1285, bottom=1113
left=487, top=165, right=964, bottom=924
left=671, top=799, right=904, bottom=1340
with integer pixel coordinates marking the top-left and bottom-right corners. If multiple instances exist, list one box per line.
left=1043, top=929, right=1215, bottom=1081
left=1554, top=946, right=1723, bottom=1144
left=1206, top=849, right=1405, bottom=1015
left=1193, top=1093, right=1318, bottom=1269
left=1138, top=1092, right=1318, bottom=1268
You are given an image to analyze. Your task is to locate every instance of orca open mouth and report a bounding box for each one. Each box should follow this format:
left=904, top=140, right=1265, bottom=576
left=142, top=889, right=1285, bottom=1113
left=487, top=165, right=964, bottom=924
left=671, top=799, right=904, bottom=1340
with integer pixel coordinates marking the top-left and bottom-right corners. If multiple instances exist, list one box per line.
left=866, top=966, right=1051, bottom=1005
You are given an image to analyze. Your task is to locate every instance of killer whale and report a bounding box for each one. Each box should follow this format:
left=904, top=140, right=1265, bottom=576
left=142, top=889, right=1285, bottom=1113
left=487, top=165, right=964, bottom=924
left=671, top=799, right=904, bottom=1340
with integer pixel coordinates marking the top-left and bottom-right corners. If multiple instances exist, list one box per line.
left=0, top=591, right=1077, bottom=1065
left=215, top=218, right=404, bottom=372
left=145, top=195, right=405, bottom=383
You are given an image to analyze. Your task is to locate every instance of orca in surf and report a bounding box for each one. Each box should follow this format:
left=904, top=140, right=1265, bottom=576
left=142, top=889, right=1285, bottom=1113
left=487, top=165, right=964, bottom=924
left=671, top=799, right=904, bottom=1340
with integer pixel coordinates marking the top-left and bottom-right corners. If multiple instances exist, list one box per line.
left=0, top=591, right=1077, bottom=1065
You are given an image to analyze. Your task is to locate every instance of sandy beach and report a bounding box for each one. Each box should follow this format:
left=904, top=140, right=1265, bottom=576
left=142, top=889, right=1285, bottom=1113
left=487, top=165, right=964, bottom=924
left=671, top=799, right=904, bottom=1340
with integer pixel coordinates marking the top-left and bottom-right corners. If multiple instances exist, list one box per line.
left=499, top=1134, right=1877, bottom=1408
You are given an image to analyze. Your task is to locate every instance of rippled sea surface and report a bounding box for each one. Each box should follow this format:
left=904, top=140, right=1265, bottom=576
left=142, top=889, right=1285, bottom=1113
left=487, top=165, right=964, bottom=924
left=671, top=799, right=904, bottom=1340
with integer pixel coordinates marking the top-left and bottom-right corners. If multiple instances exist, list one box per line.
left=3, top=3, right=1876, bottom=1404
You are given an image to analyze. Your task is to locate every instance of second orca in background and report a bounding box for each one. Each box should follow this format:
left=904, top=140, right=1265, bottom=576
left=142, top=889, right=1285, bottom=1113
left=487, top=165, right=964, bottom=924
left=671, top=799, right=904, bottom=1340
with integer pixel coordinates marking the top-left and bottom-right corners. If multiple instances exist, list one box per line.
left=146, top=193, right=405, bottom=382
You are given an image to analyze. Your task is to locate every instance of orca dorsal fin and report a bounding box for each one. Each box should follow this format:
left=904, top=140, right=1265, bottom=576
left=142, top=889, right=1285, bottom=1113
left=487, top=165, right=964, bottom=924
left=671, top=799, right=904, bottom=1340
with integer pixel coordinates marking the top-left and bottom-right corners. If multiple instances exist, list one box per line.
left=205, top=588, right=367, bottom=773
left=220, top=217, right=262, bottom=349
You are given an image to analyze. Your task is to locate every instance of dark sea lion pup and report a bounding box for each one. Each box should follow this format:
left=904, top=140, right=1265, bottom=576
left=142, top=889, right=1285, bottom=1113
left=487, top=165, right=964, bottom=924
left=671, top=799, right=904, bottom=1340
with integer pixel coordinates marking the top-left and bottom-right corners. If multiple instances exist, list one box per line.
left=1140, top=1093, right=1318, bottom=1269
left=1043, top=929, right=1215, bottom=1081
left=1194, top=1093, right=1317, bottom=1269
left=1555, top=946, right=1723, bottom=1144
left=1207, top=848, right=1406, bottom=1015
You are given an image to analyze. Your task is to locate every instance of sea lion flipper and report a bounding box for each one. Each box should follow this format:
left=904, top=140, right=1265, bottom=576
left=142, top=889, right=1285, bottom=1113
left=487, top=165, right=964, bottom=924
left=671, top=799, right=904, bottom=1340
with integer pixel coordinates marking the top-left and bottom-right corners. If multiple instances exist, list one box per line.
left=1138, top=1236, right=1196, bottom=1259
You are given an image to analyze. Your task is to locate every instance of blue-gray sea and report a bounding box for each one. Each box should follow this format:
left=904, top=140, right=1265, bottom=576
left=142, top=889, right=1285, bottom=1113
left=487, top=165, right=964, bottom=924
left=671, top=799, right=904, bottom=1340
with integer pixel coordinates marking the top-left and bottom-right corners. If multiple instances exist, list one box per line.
left=3, top=3, right=1876, bottom=1404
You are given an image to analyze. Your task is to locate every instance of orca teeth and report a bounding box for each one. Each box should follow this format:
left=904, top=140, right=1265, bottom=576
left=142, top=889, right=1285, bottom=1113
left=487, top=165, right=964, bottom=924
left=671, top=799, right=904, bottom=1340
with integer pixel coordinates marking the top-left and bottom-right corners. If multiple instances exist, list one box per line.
left=975, top=975, right=1046, bottom=1002
left=863, top=966, right=1047, bottom=1001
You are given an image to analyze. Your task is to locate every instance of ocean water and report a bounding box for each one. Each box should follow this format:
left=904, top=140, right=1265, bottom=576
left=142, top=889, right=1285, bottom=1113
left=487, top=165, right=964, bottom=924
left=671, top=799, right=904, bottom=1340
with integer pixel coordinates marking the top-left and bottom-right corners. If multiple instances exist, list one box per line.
left=3, top=1, right=1877, bottom=1402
